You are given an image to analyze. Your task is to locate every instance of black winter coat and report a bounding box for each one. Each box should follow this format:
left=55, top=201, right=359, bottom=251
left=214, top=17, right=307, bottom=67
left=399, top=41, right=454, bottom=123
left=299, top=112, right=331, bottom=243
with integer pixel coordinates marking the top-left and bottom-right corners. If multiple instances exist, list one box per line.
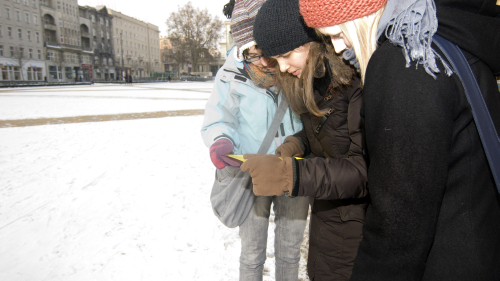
left=293, top=75, right=369, bottom=281
left=351, top=1, right=500, bottom=280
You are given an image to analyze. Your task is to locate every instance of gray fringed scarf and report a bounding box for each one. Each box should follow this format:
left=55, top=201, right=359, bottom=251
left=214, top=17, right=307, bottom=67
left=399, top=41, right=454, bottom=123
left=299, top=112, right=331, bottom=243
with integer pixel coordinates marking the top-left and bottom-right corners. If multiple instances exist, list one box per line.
left=381, top=0, right=453, bottom=78
left=345, top=0, right=453, bottom=79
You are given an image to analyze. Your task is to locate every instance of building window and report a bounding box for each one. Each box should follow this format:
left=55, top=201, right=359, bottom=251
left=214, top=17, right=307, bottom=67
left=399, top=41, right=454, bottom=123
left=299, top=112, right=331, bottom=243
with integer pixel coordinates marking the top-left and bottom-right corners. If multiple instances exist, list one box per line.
left=105, top=19, right=108, bottom=27
left=37, top=49, right=41, bottom=59
left=23, top=0, right=28, bottom=5
left=32, top=0, right=37, bottom=8
left=33, top=14, right=38, bottom=25
left=106, top=32, right=109, bottom=39
left=18, top=28, right=22, bottom=39
left=99, top=17, right=103, bottom=25
left=57, top=1, right=61, bottom=10
left=27, top=30, right=30, bottom=40
left=91, top=15, right=94, bottom=22
left=29, top=48, right=32, bottom=58
left=10, top=46, right=14, bottom=57
left=25, top=12, right=30, bottom=23
left=27, top=67, right=42, bottom=80
left=16, top=10, right=21, bottom=21
left=0, top=45, right=3, bottom=56
left=60, top=34, right=63, bottom=43
left=92, top=28, right=95, bottom=36
left=59, top=19, right=62, bottom=27
left=100, top=30, right=103, bottom=38
left=8, top=27, right=12, bottom=37
left=35, top=31, right=39, bottom=42
left=5, top=8, right=10, bottom=19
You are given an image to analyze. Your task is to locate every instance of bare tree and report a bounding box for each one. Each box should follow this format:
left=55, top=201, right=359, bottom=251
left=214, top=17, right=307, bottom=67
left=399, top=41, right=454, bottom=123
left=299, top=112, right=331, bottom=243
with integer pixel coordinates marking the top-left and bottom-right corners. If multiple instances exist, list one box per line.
left=166, top=2, right=223, bottom=76
left=9, top=47, right=29, bottom=80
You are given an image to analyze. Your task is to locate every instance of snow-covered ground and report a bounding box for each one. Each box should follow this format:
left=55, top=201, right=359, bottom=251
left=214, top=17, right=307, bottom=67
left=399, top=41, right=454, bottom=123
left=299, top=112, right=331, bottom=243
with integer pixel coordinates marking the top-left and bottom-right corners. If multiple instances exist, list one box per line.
left=0, top=82, right=309, bottom=281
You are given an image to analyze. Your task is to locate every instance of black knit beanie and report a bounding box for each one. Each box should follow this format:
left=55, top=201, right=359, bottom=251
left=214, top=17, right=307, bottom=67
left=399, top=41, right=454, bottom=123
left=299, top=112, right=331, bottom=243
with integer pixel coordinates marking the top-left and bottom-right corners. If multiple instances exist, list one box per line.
left=253, top=0, right=318, bottom=57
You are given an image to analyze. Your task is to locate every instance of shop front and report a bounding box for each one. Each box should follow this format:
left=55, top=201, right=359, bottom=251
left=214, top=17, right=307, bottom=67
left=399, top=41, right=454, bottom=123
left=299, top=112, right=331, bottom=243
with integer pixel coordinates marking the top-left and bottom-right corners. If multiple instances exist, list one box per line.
left=81, top=64, right=93, bottom=82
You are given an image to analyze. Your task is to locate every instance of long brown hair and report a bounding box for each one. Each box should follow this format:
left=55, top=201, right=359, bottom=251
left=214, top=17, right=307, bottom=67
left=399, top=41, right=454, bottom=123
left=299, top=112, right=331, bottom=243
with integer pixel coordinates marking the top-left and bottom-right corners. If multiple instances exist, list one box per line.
left=277, top=40, right=355, bottom=117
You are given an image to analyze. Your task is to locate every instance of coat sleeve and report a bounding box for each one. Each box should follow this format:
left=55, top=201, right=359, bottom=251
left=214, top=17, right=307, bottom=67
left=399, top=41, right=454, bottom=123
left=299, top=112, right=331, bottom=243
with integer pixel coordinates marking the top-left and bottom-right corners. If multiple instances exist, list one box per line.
left=297, top=85, right=368, bottom=200
left=292, top=126, right=311, bottom=156
left=350, top=42, right=457, bottom=280
left=200, top=74, right=240, bottom=149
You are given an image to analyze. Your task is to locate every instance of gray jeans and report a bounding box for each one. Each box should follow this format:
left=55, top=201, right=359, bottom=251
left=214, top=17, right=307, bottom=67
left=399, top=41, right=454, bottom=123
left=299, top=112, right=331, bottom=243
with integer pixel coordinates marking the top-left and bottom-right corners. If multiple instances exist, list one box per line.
left=239, top=195, right=309, bottom=281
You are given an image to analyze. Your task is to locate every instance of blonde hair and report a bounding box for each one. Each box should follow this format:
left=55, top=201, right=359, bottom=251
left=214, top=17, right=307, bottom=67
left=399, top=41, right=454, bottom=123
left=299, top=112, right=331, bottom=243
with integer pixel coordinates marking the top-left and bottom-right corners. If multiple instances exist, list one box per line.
left=337, top=5, right=385, bottom=83
left=277, top=41, right=355, bottom=117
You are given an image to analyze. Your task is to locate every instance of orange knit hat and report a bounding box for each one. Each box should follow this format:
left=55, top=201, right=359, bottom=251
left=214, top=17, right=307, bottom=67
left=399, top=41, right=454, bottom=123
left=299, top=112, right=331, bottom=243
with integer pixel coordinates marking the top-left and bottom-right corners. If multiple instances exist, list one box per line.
left=299, top=0, right=387, bottom=28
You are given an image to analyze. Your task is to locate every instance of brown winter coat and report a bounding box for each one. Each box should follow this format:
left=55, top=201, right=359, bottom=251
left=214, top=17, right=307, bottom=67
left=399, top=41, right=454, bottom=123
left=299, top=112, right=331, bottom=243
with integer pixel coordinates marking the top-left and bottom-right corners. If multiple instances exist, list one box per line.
left=293, top=75, right=368, bottom=281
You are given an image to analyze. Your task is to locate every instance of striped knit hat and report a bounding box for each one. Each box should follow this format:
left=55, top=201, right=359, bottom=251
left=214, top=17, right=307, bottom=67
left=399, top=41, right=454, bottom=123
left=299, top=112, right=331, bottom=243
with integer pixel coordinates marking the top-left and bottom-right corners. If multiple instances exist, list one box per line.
left=230, top=0, right=267, bottom=61
left=299, top=0, right=387, bottom=28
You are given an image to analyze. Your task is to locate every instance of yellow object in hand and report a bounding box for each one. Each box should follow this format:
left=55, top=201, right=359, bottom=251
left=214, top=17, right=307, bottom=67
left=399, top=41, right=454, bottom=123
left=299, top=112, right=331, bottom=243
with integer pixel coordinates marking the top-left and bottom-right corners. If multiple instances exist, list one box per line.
left=226, top=154, right=303, bottom=162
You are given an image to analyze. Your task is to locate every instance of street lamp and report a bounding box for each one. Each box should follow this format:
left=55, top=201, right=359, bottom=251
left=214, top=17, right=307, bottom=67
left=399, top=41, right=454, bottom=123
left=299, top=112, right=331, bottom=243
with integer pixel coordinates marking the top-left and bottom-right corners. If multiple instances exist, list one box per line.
left=120, top=31, right=124, bottom=82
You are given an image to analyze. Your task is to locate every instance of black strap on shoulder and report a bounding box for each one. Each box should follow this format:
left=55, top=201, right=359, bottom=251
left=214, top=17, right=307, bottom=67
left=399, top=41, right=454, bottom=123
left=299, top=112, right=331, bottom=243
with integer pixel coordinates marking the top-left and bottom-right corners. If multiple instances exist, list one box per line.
left=315, top=108, right=333, bottom=134
left=433, top=34, right=500, bottom=192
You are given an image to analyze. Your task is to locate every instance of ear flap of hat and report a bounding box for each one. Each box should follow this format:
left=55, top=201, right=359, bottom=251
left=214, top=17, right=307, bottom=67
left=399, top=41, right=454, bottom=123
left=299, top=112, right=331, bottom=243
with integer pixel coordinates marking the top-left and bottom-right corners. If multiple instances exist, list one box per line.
left=235, top=41, right=257, bottom=62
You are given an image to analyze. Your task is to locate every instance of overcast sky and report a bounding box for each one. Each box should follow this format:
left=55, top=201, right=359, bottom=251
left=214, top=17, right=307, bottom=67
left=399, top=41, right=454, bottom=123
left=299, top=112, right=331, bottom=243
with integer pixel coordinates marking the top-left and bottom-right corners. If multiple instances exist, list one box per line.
left=78, top=0, right=230, bottom=36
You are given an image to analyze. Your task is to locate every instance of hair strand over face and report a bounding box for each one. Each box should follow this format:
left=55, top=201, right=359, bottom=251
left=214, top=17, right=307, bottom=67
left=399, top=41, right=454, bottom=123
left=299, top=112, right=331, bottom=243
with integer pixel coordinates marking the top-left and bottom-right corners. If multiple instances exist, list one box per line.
left=277, top=41, right=356, bottom=117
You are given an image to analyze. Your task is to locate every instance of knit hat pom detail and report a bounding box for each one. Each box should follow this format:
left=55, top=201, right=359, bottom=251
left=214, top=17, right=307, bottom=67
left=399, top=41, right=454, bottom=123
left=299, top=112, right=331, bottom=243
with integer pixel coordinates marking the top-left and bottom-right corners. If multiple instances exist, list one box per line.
left=299, top=0, right=388, bottom=28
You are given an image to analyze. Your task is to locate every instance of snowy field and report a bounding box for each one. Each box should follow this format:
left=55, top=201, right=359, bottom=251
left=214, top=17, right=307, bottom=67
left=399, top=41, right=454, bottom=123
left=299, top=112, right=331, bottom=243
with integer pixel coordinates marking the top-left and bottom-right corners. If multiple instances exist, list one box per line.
left=0, top=82, right=309, bottom=281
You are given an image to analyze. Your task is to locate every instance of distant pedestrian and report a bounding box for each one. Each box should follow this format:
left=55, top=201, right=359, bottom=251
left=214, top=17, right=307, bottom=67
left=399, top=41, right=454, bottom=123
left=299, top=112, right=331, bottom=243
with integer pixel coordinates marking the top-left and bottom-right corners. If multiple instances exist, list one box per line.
left=128, top=75, right=133, bottom=85
left=168, top=75, right=171, bottom=82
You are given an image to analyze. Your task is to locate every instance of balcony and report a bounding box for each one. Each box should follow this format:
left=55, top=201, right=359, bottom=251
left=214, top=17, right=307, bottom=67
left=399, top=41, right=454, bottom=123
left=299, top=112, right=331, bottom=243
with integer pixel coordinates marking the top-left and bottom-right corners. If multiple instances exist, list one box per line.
left=40, top=4, right=54, bottom=9
left=44, top=40, right=60, bottom=47
left=138, top=54, right=144, bottom=61
left=61, top=43, right=82, bottom=51
left=43, top=22, right=57, bottom=31
left=125, top=54, right=132, bottom=59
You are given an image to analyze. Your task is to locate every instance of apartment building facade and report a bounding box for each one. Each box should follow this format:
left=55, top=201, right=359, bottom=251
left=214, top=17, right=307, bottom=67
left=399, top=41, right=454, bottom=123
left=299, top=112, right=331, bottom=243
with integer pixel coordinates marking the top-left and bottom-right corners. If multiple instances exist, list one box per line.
left=0, top=0, right=45, bottom=81
left=1, top=2, right=162, bottom=82
left=79, top=5, right=114, bottom=80
left=109, top=9, right=161, bottom=79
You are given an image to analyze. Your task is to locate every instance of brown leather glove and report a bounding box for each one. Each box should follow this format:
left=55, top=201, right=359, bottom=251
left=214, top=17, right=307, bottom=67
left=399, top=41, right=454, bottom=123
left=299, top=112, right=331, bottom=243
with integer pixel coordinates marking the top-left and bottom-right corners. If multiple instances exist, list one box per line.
left=275, top=136, right=304, bottom=158
left=240, top=154, right=294, bottom=196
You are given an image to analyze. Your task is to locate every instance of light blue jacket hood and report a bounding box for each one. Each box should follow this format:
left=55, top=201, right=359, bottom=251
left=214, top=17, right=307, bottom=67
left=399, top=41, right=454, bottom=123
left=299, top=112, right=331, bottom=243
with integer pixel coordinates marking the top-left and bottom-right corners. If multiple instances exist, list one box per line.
left=201, top=47, right=303, bottom=155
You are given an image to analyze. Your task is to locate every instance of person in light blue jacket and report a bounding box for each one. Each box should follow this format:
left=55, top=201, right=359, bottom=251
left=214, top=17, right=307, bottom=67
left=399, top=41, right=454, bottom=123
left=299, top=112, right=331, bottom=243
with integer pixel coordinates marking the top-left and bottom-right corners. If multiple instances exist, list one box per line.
left=201, top=0, right=309, bottom=280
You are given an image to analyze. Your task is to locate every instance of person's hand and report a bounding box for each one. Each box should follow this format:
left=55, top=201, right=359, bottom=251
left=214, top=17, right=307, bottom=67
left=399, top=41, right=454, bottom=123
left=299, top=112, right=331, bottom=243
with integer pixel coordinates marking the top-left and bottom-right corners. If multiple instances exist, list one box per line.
left=240, top=154, right=293, bottom=196
left=275, top=136, right=304, bottom=158
left=209, top=139, right=241, bottom=169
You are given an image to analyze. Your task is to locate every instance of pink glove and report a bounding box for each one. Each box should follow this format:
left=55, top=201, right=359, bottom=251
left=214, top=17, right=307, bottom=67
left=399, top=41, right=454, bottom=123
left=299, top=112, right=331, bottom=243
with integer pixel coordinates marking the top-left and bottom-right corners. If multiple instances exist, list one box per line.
left=209, top=139, right=241, bottom=169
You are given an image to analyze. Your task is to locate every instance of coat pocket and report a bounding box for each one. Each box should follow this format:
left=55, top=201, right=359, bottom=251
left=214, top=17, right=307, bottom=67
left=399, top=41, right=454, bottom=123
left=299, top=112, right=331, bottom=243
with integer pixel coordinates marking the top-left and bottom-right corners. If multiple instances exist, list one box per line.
left=337, top=203, right=368, bottom=223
